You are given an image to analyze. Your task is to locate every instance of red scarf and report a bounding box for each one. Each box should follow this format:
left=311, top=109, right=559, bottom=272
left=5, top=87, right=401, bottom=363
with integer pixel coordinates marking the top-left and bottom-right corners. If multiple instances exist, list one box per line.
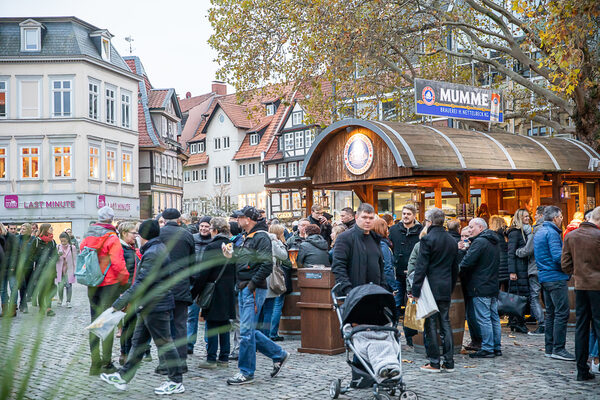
left=39, top=234, right=54, bottom=243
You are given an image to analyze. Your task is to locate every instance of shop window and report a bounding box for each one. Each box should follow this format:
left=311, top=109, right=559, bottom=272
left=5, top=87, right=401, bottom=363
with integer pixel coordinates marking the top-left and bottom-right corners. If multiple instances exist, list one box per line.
left=51, top=79, right=72, bottom=117
left=53, top=146, right=72, bottom=178
left=89, top=146, right=100, bottom=179
left=106, top=150, right=116, bottom=181
left=88, top=80, right=99, bottom=120
left=292, top=192, right=301, bottom=209
left=20, top=146, right=39, bottom=179
left=282, top=193, right=291, bottom=210
left=0, top=148, right=6, bottom=179
left=122, top=152, right=132, bottom=183
left=238, top=194, right=247, bottom=208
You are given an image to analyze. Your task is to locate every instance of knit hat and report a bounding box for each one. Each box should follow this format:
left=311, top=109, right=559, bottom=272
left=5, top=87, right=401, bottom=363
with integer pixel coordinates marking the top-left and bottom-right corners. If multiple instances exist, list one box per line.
left=199, top=216, right=212, bottom=225
left=98, top=206, right=115, bottom=223
left=139, top=219, right=160, bottom=240
left=162, top=208, right=181, bottom=220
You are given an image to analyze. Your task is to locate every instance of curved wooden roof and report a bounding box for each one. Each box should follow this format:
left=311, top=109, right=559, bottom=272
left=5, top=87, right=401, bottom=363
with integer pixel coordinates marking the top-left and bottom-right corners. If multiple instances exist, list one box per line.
left=301, top=119, right=600, bottom=176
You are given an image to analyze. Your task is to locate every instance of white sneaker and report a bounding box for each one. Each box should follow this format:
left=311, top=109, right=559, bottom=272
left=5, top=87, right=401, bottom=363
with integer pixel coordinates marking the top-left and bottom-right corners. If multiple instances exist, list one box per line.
left=66, top=302, right=72, bottom=308
left=100, top=372, right=127, bottom=391
left=591, top=360, right=599, bottom=374
left=154, top=381, right=185, bottom=395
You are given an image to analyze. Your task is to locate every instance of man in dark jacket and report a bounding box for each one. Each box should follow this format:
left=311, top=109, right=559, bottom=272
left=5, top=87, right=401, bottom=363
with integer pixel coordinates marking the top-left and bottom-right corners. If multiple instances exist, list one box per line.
left=340, top=207, right=356, bottom=229
left=101, top=219, right=184, bottom=395
left=332, top=203, right=385, bottom=295
left=389, top=204, right=423, bottom=314
left=159, top=208, right=195, bottom=373
left=412, top=208, right=458, bottom=372
left=286, top=218, right=309, bottom=249
left=297, top=224, right=331, bottom=267
left=561, top=206, right=600, bottom=381
left=187, top=215, right=212, bottom=354
left=227, top=206, right=289, bottom=386
left=447, top=219, right=461, bottom=243
left=308, top=204, right=333, bottom=247
left=459, top=218, right=501, bottom=359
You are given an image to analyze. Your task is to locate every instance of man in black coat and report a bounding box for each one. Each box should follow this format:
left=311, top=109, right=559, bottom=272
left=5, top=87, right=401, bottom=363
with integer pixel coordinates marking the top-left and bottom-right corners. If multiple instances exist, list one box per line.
left=308, top=204, right=333, bottom=248
left=159, top=208, right=195, bottom=374
left=412, top=208, right=458, bottom=373
left=459, top=218, right=501, bottom=359
left=332, top=203, right=385, bottom=295
left=389, top=204, right=423, bottom=314
left=340, top=207, right=356, bottom=229
left=101, top=219, right=184, bottom=395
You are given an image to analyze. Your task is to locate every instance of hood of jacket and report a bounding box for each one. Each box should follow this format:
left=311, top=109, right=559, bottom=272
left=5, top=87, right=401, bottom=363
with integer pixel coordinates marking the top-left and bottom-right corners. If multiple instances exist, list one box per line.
left=473, top=228, right=499, bottom=246
left=140, top=237, right=162, bottom=254
left=247, top=219, right=268, bottom=235
left=85, top=223, right=117, bottom=238
left=305, top=234, right=329, bottom=250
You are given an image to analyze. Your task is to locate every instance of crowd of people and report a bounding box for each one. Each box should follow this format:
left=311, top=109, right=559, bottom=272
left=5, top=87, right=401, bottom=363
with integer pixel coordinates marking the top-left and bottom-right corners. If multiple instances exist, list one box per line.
left=1, top=200, right=599, bottom=395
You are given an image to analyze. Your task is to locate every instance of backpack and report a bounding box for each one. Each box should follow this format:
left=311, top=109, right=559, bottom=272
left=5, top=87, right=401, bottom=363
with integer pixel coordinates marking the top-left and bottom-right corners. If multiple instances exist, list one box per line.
left=75, top=232, right=115, bottom=287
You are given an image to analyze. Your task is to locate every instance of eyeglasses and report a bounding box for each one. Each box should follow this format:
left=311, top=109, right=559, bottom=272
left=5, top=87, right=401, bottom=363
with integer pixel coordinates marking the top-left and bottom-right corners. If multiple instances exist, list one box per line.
left=129, top=231, right=139, bottom=235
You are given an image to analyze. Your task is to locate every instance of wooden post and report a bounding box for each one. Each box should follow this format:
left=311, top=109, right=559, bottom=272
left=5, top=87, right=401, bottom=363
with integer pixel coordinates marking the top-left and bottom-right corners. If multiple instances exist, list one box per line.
left=373, top=188, right=379, bottom=213
left=481, top=188, right=489, bottom=206
left=578, top=182, right=587, bottom=212
left=305, top=187, right=313, bottom=218
left=434, top=185, right=443, bottom=208
left=531, top=178, right=541, bottom=213
left=418, top=191, right=425, bottom=222
left=447, top=174, right=471, bottom=204
left=551, top=173, right=561, bottom=206
left=596, top=181, right=600, bottom=209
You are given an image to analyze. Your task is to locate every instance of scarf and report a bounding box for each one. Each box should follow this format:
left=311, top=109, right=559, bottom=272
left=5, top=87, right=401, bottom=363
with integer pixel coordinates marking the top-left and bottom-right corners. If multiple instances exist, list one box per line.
left=39, top=234, right=54, bottom=243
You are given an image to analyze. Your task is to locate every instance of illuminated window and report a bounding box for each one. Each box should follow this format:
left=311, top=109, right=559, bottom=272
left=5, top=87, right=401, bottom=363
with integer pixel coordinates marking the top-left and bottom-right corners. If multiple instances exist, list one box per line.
left=53, top=146, right=71, bottom=178
left=51, top=80, right=72, bottom=117
left=20, top=146, right=39, bottom=179
left=292, top=192, right=301, bottom=209
left=282, top=193, right=291, bottom=210
left=101, top=38, right=111, bottom=61
left=122, top=153, right=132, bottom=183
left=106, top=150, right=116, bottom=181
left=0, top=80, right=7, bottom=118
left=89, top=146, right=100, bottom=178
left=0, top=148, right=6, bottom=179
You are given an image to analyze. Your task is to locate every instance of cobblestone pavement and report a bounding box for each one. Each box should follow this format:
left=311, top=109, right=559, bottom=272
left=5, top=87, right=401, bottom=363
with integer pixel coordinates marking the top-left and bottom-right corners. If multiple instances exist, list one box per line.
left=0, top=284, right=598, bottom=400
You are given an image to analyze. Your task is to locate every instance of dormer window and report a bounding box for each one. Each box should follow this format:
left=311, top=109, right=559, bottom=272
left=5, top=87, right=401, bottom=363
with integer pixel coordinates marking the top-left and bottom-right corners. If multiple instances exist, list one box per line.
left=20, top=19, right=43, bottom=52
left=101, top=38, right=111, bottom=61
left=90, top=29, right=114, bottom=62
left=249, top=133, right=259, bottom=146
left=199, top=141, right=205, bottom=152
left=292, top=111, right=303, bottom=126
left=266, top=103, right=276, bottom=116
left=190, top=143, right=197, bottom=154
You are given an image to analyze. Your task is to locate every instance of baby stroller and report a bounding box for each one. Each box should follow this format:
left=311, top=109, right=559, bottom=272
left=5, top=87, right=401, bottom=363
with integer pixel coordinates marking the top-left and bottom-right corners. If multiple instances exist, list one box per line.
left=330, top=283, right=418, bottom=400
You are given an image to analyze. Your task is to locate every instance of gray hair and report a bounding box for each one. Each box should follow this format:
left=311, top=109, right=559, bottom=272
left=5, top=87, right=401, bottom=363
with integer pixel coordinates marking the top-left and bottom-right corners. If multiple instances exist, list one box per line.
left=210, top=217, right=231, bottom=235
left=298, top=218, right=310, bottom=225
left=119, top=221, right=137, bottom=239
left=471, top=217, right=488, bottom=230
left=543, top=206, right=562, bottom=222
left=357, top=203, right=375, bottom=215
left=180, top=213, right=192, bottom=223
left=425, top=208, right=445, bottom=226
left=589, top=206, right=600, bottom=224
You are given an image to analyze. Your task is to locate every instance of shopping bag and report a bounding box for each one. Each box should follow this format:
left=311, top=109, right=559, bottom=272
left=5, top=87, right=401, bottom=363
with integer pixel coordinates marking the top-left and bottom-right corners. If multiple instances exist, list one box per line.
left=85, top=307, right=126, bottom=340
left=404, top=300, right=425, bottom=331
left=416, top=277, right=439, bottom=320
left=498, top=290, right=527, bottom=318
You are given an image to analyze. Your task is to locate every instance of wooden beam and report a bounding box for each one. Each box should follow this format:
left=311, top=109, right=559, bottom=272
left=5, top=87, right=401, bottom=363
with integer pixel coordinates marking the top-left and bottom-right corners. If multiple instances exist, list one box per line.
left=447, top=174, right=470, bottom=204
left=352, top=185, right=367, bottom=203
left=596, top=180, right=600, bottom=209
left=531, top=178, right=541, bottom=213
left=446, top=176, right=466, bottom=201
left=578, top=182, right=587, bottom=212
left=551, top=173, right=561, bottom=205
left=305, top=187, right=313, bottom=217
left=434, top=185, right=443, bottom=208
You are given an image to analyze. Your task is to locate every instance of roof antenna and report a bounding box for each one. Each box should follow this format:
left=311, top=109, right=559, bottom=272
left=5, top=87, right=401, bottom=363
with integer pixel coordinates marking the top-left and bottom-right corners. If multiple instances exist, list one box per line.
left=124, top=36, right=134, bottom=54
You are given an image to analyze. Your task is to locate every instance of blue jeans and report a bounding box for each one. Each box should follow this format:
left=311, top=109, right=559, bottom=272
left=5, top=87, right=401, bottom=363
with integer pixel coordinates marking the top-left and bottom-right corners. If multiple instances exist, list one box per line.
left=529, top=275, right=545, bottom=324
left=258, top=297, right=275, bottom=337
left=473, top=297, right=501, bottom=353
left=0, top=274, right=18, bottom=305
left=205, top=320, right=231, bottom=362
left=542, top=280, right=569, bottom=354
left=238, top=287, right=286, bottom=377
left=187, top=302, right=200, bottom=351
left=465, top=296, right=482, bottom=344
left=590, top=328, right=599, bottom=358
left=269, top=294, right=285, bottom=338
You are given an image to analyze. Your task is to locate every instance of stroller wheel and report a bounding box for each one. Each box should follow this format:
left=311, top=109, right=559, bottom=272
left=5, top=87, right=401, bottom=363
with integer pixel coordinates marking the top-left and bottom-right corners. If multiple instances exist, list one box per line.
left=329, top=379, right=341, bottom=399
left=400, top=390, right=418, bottom=400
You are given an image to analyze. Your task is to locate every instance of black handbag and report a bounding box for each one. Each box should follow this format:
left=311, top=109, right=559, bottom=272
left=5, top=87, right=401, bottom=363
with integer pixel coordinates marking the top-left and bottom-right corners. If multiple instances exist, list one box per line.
left=497, top=282, right=527, bottom=318
left=195, top=264, right=227, bottom=309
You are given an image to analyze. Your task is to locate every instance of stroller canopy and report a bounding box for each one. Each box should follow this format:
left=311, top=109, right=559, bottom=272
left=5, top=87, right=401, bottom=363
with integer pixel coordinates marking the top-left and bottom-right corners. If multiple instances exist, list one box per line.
left=341, top=284, right=396, bottom=326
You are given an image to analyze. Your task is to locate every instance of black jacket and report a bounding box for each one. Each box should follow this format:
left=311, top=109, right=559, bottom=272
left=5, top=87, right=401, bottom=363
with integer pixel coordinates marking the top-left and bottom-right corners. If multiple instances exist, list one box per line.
left=191, top=235, right=236, bottom=321
left=1, top=233, right=19, bottom=276
left=159, top=221, right=196, bottom=304
left=193, top=233, right=212, bottom=263
left=184, top=224, right=199, bottom=235
left=506, top=227, right=530, bottom=296
left=298, top=234, right=331, bottom=268
left=459, top=229, right=500, bottom=297
left=286, top=234, right=304, bottom=249
left=449, top=230, right=461, bottom=243
left=492, top=229, right=509, bottom=282
left=343, top=219, right=356, bottom=230
left=389, top=222, right=423, bottom=276
left=18, top=234, right=39, bottom=274
left=34, top=239, right=58, bottom=284
left=121, top=241, right=140, bottom=286
left=308, top=215, right=333, bottom=248
left=412, top=225, right=458, bottom=301
left=113, top=237, right=174, bottom=313
left=236, top=220, right=272, bottom=288
left=331, top=224, right=385, bottom=295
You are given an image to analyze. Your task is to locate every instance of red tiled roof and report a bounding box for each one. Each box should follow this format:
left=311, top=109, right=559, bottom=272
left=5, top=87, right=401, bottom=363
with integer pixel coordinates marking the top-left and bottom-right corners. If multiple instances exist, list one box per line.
left=148, top=89, right=169, bottom=108
left=219, top=102, right=253, bottom=129
left=264, top=136, right=283, bottom=162
left=185, top=152, right=209, bottom=167
left=189, top=133, right=206, bottom=142
left=179, top=93, right=215, bottom=113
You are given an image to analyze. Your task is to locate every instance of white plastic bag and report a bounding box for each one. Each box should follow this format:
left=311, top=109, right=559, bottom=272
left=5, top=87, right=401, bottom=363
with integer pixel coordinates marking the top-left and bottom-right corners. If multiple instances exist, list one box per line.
left=85, top=307, right=126, bottom=340
left=416, top=277, right=439, bottom=320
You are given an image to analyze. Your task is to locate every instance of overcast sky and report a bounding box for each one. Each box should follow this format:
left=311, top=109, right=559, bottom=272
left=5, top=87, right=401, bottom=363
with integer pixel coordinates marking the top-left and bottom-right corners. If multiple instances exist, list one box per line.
left=0, top=0, right=226, bottom=98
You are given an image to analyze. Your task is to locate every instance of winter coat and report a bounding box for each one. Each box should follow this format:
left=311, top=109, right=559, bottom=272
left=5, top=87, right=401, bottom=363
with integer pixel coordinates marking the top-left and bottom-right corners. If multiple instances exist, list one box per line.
left=184, top=224, right=199, bottom=235
left=534, top=221, right=568, bottom=283
left=563, top=219, right=582, bottom=239
left=343, top=219, right=356, bottom=230
left=459, top=229, right=500, bottom=298
left=121, top=240, right=141, bottom=285
left=55, top=243, right=77, bottom=284
left=80, top=223, right=129, bottom=287
left=34, top=238, right=59, bottom=286
left=506, top=227, right=530, bottom=296
left=235, top=219, right=272, bottom=289
left=297, top=234, right=331, bottom=268
left=191, top=235, right=237, bottom=321
left=562, top=222, right=600, bottom=291
left=448, top=230, right=461, bottom=243
left=193, top=233, right=212, bottom=263
left=381, top=238, right=397, bottom=293
left=160, top=221, right=196, bottom=305
left=17, top=234, right=38, bottom=274
left=412, top=225, right=458, bottom=302
left=308, top=215, right=333, bottom=248
left=405, top=241, right=421, bottom=293
left=2, top=233, right=19, bottom=277
left=515, top=222, right=543, bottom=276
left=267, top=234, right=289, bottom=298
left=286, top=233, right=304, bottom=249
left=331, top=224, right=385, bottom=296
left=389, top=222, right=423, bottom=277
left=113, top=237, right=174, bottom=313
left=492, top=229, right=509, bottom=282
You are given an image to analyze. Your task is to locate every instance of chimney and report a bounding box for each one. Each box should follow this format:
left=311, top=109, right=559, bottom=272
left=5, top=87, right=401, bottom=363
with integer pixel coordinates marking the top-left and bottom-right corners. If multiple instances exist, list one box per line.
left=212, top=81, right=227, bottom=96
left=186, top=91, right=192, bottom=99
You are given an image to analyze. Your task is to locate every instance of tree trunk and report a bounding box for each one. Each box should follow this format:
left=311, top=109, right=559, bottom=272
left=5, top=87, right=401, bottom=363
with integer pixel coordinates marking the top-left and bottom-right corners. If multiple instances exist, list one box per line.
left=573, top=84, right=600, bottom=151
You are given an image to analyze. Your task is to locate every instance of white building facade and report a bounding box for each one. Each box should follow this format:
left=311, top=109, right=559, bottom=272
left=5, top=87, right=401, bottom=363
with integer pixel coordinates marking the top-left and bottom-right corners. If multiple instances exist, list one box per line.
left=0, top=17, right=140, bottom=239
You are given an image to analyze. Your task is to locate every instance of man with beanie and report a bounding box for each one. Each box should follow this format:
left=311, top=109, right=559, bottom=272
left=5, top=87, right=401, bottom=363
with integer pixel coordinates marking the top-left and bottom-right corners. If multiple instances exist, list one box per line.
left=101, top=219, right=184, bottom=395
left=227, top=206, right=289, bottom=385
left=80, top=206, right=129, bottom=376
left=187, top=215, right=212, bottom=354
left=159, top=208, right=195, bottom=374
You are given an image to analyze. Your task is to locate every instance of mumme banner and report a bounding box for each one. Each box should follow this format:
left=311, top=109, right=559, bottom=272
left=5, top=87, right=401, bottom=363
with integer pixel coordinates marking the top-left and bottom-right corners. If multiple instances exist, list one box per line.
left=414, top=79, right=503, bottom=123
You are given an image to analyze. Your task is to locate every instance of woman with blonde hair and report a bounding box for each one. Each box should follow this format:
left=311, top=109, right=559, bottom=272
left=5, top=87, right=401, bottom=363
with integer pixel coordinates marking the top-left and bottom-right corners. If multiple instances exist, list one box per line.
left=506, top=209, right=531, bottom=333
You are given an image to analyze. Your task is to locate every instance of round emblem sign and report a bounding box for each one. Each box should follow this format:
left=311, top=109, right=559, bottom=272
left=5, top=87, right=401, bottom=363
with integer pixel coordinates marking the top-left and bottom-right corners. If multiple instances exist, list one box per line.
left=422, top=86, right=435, bottom=106
left=344, top=133, right=374, bottom=175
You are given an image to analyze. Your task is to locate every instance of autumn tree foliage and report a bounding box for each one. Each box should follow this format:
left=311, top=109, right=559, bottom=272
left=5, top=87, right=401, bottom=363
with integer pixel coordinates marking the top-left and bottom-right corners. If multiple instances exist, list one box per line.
left=209, top=0, right=600, bottom=148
